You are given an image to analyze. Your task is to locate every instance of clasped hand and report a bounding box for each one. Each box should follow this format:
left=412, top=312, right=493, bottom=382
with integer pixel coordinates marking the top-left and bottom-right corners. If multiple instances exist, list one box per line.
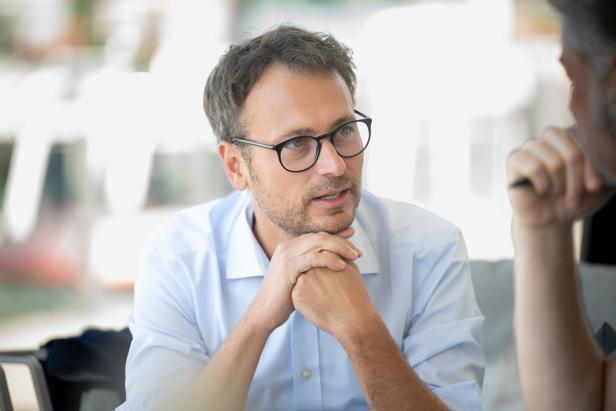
left=250, top=227, right=375, bottom=339
left=292, top=249, right=376, bottom=338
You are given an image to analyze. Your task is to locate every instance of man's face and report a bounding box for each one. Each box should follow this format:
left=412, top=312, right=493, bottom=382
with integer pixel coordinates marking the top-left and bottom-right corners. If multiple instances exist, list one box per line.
left=561, top=44, right=616, bottom=184
left=239, top=65, right=363, bottom=237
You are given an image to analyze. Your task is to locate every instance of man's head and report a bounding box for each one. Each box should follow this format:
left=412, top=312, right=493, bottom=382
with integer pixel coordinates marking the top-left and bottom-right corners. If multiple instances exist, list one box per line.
left=204, top=26, right=364, bottom=238
left=203, top=25, right=357, bottom=145
left=550, top=0, right=616, bottom=183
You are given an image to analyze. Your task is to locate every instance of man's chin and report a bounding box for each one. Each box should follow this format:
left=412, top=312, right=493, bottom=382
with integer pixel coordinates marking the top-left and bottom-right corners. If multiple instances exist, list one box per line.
left=306, top=210, right=355, bottom=234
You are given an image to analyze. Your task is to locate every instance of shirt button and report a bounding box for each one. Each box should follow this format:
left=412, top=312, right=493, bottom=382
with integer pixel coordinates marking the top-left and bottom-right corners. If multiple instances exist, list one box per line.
left=300, top=369, right=311, bottom=380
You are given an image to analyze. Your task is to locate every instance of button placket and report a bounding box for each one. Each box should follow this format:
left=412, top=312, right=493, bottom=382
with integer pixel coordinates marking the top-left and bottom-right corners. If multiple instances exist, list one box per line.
left=290, top=312, right=322, bottom=410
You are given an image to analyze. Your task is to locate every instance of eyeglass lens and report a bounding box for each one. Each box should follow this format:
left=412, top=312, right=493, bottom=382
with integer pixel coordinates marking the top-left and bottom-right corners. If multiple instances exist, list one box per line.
left=279, top=120, right=369, bottom=171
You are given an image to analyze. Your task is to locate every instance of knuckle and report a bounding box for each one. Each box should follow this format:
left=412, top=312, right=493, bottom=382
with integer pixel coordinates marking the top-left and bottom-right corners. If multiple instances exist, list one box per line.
left=543, top=126, right=563, bottom=141
left=507, top=150, right=527, bottom=174
left=565, top=148, right=583, bottom=166
left=526, top=162, right=543, bottom=177
left=548, top=158, right=565, bottom=174
left=519, top=141, right=536, bottom=154
left=314, top=232, right=328, bottom=242
left=524, top=139, right=541, bottom=150
left=507, top=147, right=522, bottom=163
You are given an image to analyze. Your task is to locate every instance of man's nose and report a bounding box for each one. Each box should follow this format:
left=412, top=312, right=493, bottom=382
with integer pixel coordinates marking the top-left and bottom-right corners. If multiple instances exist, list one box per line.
left=315, top=139, right=346, bottom=176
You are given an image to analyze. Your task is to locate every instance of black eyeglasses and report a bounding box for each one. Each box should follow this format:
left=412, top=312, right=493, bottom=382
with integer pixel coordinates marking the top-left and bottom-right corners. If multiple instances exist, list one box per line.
left=232, top=110, right=372, bottom=172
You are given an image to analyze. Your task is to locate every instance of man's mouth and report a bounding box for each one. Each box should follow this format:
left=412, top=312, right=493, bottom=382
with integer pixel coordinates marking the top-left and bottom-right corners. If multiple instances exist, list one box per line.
left=311, top=188, right=351, bottom=208
left=316, top=191, right=343, bottom=200
left=314, top=188, right=348, bottom=200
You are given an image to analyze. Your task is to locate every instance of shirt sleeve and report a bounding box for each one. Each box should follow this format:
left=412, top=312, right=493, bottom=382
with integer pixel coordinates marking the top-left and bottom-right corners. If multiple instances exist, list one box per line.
left=402, top=229, right=485, bottom=411
left=117, top=244, right=209, bottom=411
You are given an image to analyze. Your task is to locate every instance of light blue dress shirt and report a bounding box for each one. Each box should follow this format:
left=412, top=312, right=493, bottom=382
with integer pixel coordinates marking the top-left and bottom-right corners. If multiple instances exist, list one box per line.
left=119, top=189, right=485, bottom=411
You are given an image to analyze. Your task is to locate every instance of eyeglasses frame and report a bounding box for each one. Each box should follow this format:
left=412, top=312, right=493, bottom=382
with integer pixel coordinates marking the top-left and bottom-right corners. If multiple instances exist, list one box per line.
left=231, top=109, right=372, bottom=173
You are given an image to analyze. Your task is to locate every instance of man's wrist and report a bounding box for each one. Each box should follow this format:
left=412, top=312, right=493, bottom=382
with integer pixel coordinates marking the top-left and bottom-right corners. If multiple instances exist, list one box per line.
left=241, top=304, right=279, bottom=338
left=512, top=218, right=573, bottom=245
left=511, top=218, right=576, bottom=281
left=335, top=309, right=386, bottom=351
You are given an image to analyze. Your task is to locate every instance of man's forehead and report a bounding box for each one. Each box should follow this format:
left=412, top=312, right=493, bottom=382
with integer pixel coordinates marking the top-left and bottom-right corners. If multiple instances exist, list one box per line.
left=276, top=113, right=357, bottom=139
left=240, top=65, right=355, bottom=140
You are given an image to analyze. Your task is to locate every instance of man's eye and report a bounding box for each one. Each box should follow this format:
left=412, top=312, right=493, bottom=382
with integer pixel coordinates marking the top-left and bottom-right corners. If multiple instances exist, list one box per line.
left=337, top=124, right=355, bottom=137
left=283, top=137, right=310, bottom=150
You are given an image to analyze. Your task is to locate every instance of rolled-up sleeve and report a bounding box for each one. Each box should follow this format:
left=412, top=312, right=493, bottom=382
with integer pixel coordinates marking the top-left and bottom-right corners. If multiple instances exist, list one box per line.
left=403, top=229, right=485, bottom=410
left=117, top=244, right=209, bottom=411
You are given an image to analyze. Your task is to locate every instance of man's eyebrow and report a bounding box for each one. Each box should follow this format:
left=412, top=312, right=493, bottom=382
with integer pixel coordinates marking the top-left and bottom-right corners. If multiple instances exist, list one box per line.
left=279, top=127, right=315, bottom=141
left=331, top=114, right=356, bottom=128
left=277, top=114, right=356, bottom=142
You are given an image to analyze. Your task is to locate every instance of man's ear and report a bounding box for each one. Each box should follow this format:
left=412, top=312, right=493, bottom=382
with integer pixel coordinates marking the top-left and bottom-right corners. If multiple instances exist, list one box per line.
left=219, top=142, right=249, bottom=191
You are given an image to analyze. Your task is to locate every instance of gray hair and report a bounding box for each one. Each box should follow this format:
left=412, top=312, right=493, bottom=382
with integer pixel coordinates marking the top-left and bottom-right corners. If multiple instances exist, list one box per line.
left=549, top=0, right=616, bottom=77
left=203, top=25, right=356, bottom=143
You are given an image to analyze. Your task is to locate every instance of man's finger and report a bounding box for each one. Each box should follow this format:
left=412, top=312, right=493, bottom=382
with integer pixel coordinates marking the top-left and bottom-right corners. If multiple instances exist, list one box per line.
left=544, top=129, right=585, bottom=201
left=299, top=232, right=362, bottom=260
left=584, top=155, right=604, bottom=193
left=508, top=149, right=552, bottom=195
left=524, top=138, right=566, bottom=196
left=289, top=250, right=347, bottom=284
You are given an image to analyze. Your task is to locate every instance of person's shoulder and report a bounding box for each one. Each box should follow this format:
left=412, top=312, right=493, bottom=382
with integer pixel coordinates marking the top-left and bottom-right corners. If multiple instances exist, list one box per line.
left=143, top=190, right=245, bottom=260
left=358, top=190, right=462, bottom=245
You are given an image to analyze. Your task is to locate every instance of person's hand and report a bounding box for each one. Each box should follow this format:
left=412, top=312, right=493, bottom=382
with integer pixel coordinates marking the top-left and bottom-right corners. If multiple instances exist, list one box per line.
left=291, top=258, right=380, bottom=340
left=247, top=228, right=362, bottom=334
left=508, top=127, right=615, bottom=229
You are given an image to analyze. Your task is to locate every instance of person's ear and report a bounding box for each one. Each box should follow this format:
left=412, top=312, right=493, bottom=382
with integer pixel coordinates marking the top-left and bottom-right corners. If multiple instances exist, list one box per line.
left=219, top=142, right=249, bottom=191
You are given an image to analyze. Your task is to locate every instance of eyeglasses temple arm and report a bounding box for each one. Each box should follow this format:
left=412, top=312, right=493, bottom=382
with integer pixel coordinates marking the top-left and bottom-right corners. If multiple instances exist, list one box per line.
left=233, top=138, right=277, bottom=149
left=354, top=109, right=369, bottom=119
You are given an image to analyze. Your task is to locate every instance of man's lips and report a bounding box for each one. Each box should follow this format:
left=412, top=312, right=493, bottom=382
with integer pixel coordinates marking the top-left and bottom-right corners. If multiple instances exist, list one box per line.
left=312, top=188, right=351, bottom=207
left=312, top=188, right=350, bottom=200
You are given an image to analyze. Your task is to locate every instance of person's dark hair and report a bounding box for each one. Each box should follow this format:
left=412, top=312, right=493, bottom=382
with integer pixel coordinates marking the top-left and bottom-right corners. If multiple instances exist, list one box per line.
left=203, top=25, right=356, bottom=143
left=549, top=0, right=616, bottom=76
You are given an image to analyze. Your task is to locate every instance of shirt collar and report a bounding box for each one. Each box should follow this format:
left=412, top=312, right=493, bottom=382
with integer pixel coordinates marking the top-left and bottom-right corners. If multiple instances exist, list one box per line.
left=226, top=193, right=270, bottom=279
left=225, top=191, right=380, bottom=279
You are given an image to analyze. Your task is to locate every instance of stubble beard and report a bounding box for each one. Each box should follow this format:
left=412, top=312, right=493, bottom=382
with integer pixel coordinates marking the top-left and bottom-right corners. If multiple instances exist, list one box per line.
left=249, top=165, right=361, bottom=237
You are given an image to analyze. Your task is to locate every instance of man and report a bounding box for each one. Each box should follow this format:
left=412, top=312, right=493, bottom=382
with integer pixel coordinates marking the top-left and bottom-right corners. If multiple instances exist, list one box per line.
left=119, top=25, right=484, bottom=411
left=508, top=1, right=616, bottom=410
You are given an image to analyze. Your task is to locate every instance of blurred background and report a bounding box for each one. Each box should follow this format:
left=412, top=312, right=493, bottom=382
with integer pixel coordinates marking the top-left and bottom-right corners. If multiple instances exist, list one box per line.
left=0, top=0, right=573, bottom=408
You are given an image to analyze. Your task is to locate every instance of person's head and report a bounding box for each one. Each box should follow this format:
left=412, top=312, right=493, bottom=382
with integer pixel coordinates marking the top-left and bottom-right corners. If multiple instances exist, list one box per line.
left=203, top=25, right=368, bottom=239
left=549, top=0, right=616, bottom=183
